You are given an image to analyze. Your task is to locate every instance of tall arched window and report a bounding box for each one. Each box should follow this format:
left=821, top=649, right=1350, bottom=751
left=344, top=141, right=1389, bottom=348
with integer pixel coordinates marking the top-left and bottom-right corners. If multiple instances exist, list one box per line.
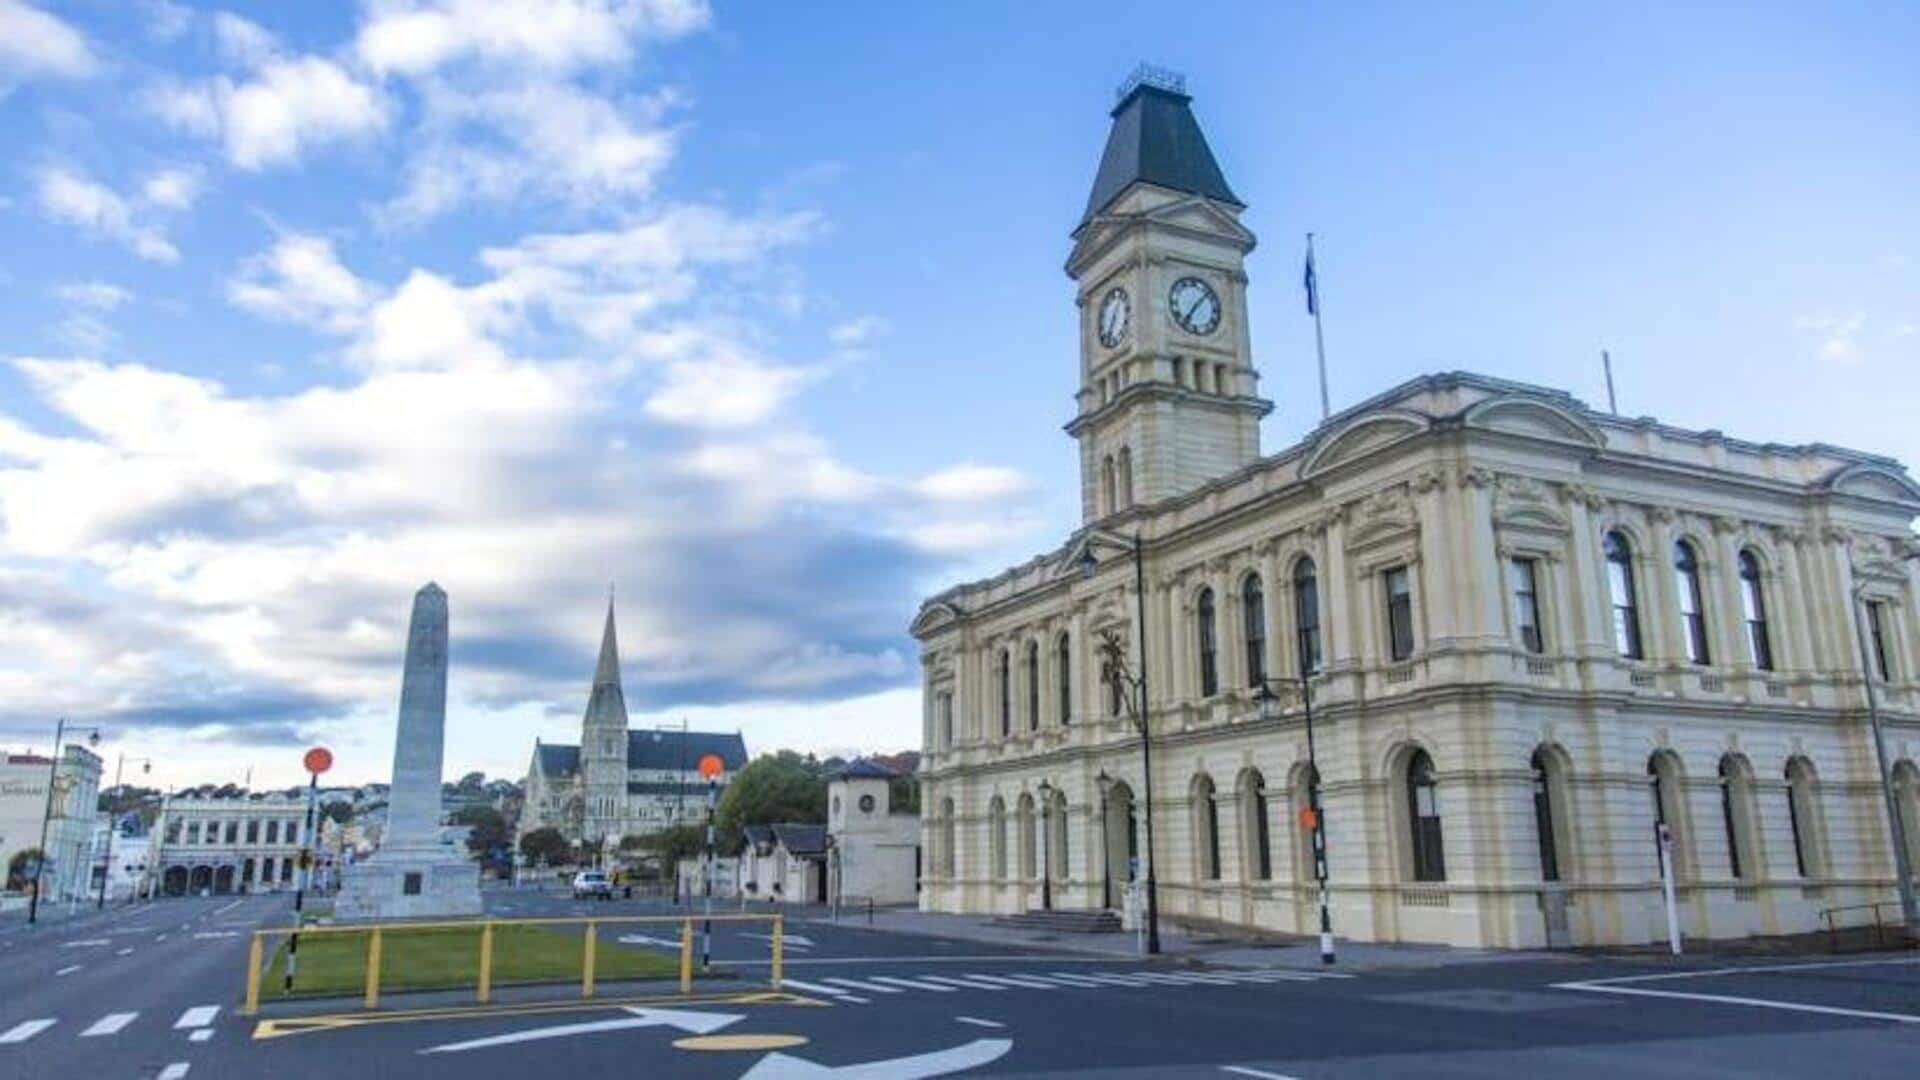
left=935, top=690, right=954, bottom=749
left=1197, top=588, right=1219, bottom=697
left=1648, top=750, right=1690, bottom=879
left=1289, top=762, right=1321, bottom=885
left=1116, top=447, right=1133, bottom=510
left=1604, top=531, right=1643, bottom=659
left=1675, top=541, right=1711, bottom=665
left=998, top=649, right=1011, bottom=736
left=1718, top=755, right=1756, bottom=880
left=1242, top=575, right=1267, bottom=686
left=1103, top=655, right=1124, bottom=717
left=1784, top=757, right=1825, bottom=878
left=939, top=798, right=956, bottom=877
left=1048, top=788, right=1069, bottom=880
left=988, top=796, right=1007, bottom=880
left=1101, top=455, right=1116, bottom=515
left=1056, top=633, right=1071, bottom=726
left=1241, top=769, right=1272, bottom=881
left=1738, top=551, right=1773, bottom=670
left=1016, top=793, right=1036, bottom=879
left=1406, top=749, right=1446, bottom=882
left=1530, top=748, right=1563, bottom=882
left=1193, top=774, right=1221, bottom=880
left=1293, top=558, right=1322, bottom=675
left=1893, top=761, right=1920, bottom=880
left=1025, top=641, right=1040, bottom=732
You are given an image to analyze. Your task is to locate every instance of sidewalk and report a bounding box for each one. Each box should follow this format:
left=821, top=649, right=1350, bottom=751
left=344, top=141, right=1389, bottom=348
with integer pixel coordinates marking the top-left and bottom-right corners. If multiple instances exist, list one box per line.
left=801, top=905, right=1544, bottom=973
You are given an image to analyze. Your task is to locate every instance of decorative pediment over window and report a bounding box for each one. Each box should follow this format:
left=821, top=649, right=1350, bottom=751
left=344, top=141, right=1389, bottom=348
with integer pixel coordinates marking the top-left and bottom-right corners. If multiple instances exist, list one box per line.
left=1819, top=462, right=1920, bottom=505
left=1462, top=397, right=1605, bottom=452
left=910, top=601, right=964, bottom=638
left=1346, top=485, right=1419, bottom=551
left=1301, top=410, right=1430, bottom=478
left=1493, top=473, right=1571, bottom=535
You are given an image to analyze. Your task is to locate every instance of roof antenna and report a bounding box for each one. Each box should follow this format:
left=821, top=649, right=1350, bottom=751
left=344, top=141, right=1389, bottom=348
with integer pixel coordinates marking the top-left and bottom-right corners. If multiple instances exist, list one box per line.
left=1602, top=350, right=1619, bottom=415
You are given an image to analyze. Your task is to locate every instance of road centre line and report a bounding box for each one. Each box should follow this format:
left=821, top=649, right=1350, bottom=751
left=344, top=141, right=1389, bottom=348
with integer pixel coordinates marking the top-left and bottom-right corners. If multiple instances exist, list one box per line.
left=1221, top=1066, right=1300, bottom=1080
left=56, top=965, right=82, bottom=976
left=1551, top=980, right=1920, bottom=1024
left=956, top=1016, right=1007, bottom=1029
left=1572, top=955, right=1920, bottom=986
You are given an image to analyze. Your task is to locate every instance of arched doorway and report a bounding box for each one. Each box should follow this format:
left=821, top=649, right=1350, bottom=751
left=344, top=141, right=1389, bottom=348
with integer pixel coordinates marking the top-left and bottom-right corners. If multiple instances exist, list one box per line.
left=163, top=865, right=189, bottom=897
left=214, top=865, right=236, bottom=895
left=241, top=857, right=256, bottom=893
left=188, top=865, right=213, bottom=895
left=1101, top=780, right=1136, bottom=909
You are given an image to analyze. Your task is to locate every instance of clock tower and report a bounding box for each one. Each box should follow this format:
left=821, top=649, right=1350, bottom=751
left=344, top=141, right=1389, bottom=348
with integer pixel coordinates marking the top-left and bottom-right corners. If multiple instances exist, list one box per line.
left=1066, top=68, right=1271, bottom=523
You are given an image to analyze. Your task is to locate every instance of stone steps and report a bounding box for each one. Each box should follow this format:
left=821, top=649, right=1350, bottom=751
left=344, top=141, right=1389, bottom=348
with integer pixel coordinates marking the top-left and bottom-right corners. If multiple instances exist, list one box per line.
left=993, top=909, right=1122, bottom=934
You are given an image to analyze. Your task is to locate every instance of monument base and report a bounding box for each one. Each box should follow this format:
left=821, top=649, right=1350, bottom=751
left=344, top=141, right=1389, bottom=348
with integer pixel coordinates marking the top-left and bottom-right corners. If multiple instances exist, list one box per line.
left=335, top=849, right=482, bottom=921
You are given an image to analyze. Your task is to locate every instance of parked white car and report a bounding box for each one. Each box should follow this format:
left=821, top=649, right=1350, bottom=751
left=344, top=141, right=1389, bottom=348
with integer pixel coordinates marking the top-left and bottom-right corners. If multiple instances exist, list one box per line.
left=571, top=870, right=614, bottom=900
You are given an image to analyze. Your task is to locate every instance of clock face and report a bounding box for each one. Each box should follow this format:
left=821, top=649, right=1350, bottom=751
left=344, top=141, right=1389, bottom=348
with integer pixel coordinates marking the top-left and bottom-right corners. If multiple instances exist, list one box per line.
left=1169, top=276, right=1221, bottom=336
left=1097, top=287, right=1131, bottom=348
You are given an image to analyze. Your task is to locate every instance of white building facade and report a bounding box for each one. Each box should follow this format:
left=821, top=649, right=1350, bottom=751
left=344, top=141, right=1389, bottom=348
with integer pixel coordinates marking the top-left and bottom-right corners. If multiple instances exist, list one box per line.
left=152, top=794, right=325, bottom=896
left=0, top=746, right=103, bottom=904
left=910, top=73, right=1920, bottom=949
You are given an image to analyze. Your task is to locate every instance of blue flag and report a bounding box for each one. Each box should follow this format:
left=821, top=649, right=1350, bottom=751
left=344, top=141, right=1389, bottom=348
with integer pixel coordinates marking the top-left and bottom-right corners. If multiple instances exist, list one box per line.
left=1303, top=246, right=1319, bottom=315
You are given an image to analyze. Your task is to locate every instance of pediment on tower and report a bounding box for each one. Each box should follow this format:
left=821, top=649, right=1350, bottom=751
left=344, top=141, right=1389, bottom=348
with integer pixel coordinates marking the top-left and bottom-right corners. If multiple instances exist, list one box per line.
left=1141, top=194, right=1255, bottom=246
left=1068, top=193, right=1253, bottom=275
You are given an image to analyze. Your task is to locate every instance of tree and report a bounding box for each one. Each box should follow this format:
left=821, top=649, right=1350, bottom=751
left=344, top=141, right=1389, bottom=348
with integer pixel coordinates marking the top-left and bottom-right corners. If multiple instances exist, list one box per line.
left=456, top=771, right=486, bottom=794
left=637, top=824, right=707, bottom=867
left=453, top=805, right=508, bottom=858
left=6, top=848, right=43, bottom=892
left=519, top=827, right=570, bottom=866
left=889, top=775, right=921, bottom=815
left=716, top=751, right=827, bottom=833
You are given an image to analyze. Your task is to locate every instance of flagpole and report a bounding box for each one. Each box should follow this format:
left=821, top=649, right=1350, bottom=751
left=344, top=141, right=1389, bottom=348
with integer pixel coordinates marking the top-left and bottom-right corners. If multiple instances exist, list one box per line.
left=1307, top=233, right=1330, bottom=421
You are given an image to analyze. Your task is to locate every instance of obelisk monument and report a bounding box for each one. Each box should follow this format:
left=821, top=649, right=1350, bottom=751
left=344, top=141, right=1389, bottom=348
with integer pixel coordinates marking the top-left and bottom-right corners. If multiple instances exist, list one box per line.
left=336, top=582, right=482, bottom=919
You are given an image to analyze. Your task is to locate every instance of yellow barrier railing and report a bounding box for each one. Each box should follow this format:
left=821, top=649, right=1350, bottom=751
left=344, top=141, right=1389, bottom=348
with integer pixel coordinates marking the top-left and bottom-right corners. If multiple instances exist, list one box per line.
left=243, top=912, right=785, bottom=1016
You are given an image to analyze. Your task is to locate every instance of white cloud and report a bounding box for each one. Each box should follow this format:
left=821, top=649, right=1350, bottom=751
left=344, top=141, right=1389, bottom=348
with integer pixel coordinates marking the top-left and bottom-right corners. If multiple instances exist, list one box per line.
left=152, top=57, right=389, bottom=170
left=645, top=354, right=811, bottom=429
left=355, top=0, right=709, bottom=77
left=36, top=167, right=181, bottom=263
left=228, top=233, right=374, bottom=333
left=141, top=167, right=202, bottom=211
left=140, top=0, right=193, bottom=42
left=828, top=315, right=890, bottom=349
left=54, top=281, right=132, bottom=311
left=0, top=1, right=97, bottom=90
left=1794, top=312, right=1866, bottom=364
left=914, top=464, right=1029, bottom=503
left=212, top=12, right=279, bottom=66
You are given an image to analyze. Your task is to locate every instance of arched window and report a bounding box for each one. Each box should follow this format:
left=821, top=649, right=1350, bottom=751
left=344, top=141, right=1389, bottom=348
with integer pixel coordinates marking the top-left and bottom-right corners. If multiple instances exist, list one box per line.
left=1866, top=601, right=1893, bottom=680
left=1531, top=748, right=1564, bottom=882
left=1197, top=588, right=1219, bottom=697
left=1025, top=641, right=1040, bottom=732
left=1289, top=762, right=1321, bottom=885
left=1738, top=551, right=1773, bottom=670
left=1241, top=769, right=1272, bottom=881
left=1193, top=774, right=1221, bottom=880
left=1784, top=757, right=1824, bottom=878
left=1242, top=575, right=1267, bottom=686
left=1648, top=750, right=1689, bottom=880
left=1016, top=793, right=1036, bottom=878
left=938, top=691, right=954, bottom=749
left=988, top=796, right=1007, bottom=880
left=1117, top=447, right=1133, bottom=509
left=1293, top=558, right=1322, bottom=675
left=1056, top=633, right=1071, bottom=726
left=1893, top=761, right=1920, bottom=880
left=1604, top=531, right=1643, bottom=659
left=1384, top=565, right=1415, bottom=661
left=1103, top=654, right=1124, bottom=717
left=1102, top=455, right=1116, bottom=515
left=1675, top=541, right=1711, bottom=665
left=939, top=798, right=956, bottom=877
left=1047, top=788, right=1069, bottom=880
left=998, top=649, right=1011, bottom=737
left=1406, top=750, right=1446, bottom=882
left=1510, top=558, right=1544, bottom=654
left=1718, top=755, right=1756, bottom=880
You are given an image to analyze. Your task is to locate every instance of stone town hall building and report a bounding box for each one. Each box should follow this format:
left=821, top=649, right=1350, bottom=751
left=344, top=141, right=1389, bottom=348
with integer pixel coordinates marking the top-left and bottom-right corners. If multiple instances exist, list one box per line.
left=909, top=72, right=1920, bottom=948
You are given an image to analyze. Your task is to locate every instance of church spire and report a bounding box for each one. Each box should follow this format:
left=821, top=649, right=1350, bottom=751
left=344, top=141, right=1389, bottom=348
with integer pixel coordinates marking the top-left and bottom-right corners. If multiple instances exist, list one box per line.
left=593, top=594, right=621, bottom=689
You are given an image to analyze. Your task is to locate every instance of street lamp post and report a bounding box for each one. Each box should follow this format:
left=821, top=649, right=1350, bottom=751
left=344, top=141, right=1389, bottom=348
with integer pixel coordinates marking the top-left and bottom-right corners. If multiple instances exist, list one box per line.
left=96, top=754, right=154, bottom=909
left=1037, top=779, right=1054, bottom=911
left=1256, top=676, right=1336, bottom=965
left=29, top=719, right=102, bottom=927
left=1078, top=531, right=1161, bottom=955
left=1848, top=550, right=1920, bottom=941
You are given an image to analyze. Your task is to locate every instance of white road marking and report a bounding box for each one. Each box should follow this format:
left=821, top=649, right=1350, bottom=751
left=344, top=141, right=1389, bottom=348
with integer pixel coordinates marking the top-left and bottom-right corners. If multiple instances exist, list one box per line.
left=823, top=976, right=903, bottom=994
left=870, top=975, right=957, bottom=992
left=1040, top=972, right=1110, bottom=986
left=740, top=1037, right=1012, bottom=1078
left=422, top=1007, right=742, bottom=1053
left=158, top=1065, right=191, bottom=1080
left=777, top=977, right=858, bottom=997
left=117, top=947, right=134, bottom=956
left=1070, top=973, right=1156, bottom=987
left=212, top=899, right=243, bottom=916
left=745, top=932, right=813, bottom=949
left=173, top=1005, right=219, bottom=1029
left=0, top=1020, right=55, bottom=1044
left=81, top=1012, right=138, bottom=1037
left=1221, top=1067, right=1300, bottom=1080
left=955, top=1016, right=1006, bottom=1029
left=191, top=931, right=239, bottom=939
left=56, top=964, right=82, bottom=976
left=190, top=1029, right=214, bottom=1042
left=63, top=939, right=110, bottom=948
left=921, top=975, right=1007, bottom=991
left=1551, top=956, right=1920, bottom=1024
left=615, top=933, right=682, bottom=949
left=965, top=973, right=1061, bottom=989
left=155, top=934, right=168, bottom=941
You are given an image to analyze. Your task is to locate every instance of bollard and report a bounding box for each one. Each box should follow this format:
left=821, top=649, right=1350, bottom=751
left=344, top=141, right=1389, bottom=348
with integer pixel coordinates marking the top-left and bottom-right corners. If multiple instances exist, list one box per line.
left=364, top=927, right=384, bottom=1010
left=582, top=921, right=597, bottom=999
left=477, top=922, right=495, bottom=1004
left=678, top=917, right=693, bottom=994
left=771, top=913, right=784, bottom=991
left=244, top=934, right=264, bottom=1015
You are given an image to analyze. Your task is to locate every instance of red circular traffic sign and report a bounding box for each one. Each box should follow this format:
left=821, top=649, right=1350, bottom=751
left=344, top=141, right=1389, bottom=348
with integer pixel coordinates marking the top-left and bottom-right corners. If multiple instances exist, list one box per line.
left=697, top=753, right=725, bottom=780
left=303, top=746, right=334, bottom=775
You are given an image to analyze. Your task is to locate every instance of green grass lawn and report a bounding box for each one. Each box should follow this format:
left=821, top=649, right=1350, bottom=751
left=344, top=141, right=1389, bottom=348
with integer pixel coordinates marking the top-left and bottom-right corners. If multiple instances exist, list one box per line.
left=264, top=923, right=685, bottom=999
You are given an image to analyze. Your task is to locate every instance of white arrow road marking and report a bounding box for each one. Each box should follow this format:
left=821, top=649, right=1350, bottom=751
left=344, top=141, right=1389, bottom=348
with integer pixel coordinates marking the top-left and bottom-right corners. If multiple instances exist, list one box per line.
left=81, top=1013, right=138, bottom=1037
left=615, top=934, right=683, bottom=949
left=0, top=1020, right=56, bottom=1044
left=174, top=1005, right=219, bottom=1029
left=739, top=1037, right=1013, bottom=1079
left=746, top=933, right=813, bottom=949
left=421, top=1007, right=743, bottom=1054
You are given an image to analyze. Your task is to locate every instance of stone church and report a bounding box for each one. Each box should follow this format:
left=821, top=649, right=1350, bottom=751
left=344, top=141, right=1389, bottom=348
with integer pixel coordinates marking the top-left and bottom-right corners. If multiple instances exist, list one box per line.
left=519, top=602, right=748, bottom=850
left=910, top=71, right=1920, bottom=948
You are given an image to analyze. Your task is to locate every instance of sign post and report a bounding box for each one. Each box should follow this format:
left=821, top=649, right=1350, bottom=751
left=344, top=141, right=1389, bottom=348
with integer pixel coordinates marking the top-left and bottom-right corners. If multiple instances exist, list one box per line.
left=697, top=753, right=725, bottom=973
left=1656, top=822, right=1682, bottom=956
left=284, top=746, right=333, bottom=992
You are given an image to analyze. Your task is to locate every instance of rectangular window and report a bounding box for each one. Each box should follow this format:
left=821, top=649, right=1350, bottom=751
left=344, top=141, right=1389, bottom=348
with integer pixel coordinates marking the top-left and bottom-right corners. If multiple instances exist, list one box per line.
left=403, top=872, right=423, bottom=896
left=245, top=820, right=259, bottom=844
left=286, top=820, right=299, bottom=846
left=1609, top=559, right=1642, bottom=659
left=1867, top=601, right=1891, bottom=681
left=1510, top=558, right=1544, bottom=655
left=266, top=821, right=279, bottom=844
left=1385, top=566, right=1415, bottom=662
left=186, top=821, right=201, bottom=844
left=1296, top=576, right=1322, bottom=675
left=938, top=692, right=954, bottom=748
left=224, top=821, right=238, bottom=844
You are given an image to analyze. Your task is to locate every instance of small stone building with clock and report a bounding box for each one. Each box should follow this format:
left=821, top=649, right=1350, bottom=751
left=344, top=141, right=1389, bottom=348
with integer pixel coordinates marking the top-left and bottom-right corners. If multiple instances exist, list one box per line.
left=909, top=69, right=1920, bottom=948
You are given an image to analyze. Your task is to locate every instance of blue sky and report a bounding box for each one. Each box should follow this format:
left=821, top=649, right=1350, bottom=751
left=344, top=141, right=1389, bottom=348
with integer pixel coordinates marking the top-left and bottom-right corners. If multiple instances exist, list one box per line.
left=1, top=1, right=1915, bottom=788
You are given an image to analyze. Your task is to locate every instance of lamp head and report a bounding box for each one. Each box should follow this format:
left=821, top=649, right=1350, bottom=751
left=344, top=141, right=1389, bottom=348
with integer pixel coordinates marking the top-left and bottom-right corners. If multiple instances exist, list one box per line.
left=1077, top=547, right=1098, bottom=581
left=1038, top=778, right=1053, bottom=798
left=1255, top=681, right=1280, bottom=722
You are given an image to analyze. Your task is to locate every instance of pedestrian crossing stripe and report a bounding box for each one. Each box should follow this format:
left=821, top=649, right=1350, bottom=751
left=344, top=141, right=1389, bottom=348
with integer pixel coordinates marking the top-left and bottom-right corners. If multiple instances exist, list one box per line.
left=770, top=967, right=1350, bottom=1006
left=81, top=1013, right=137, bottom=1037
left=0, top=1020, right=55, bottom=1044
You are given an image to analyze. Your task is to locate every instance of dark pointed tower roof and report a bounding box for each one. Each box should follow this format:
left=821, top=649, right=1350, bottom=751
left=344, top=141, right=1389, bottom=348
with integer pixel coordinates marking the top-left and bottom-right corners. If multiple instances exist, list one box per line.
left=1081, top=67, right=1241, bottom=226
left=583, top=598, right=628, bottom=728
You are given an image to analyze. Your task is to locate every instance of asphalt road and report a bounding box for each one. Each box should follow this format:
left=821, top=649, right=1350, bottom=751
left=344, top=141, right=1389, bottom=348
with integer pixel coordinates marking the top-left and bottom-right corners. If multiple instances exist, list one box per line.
left=3, top=885, right=1917, bottom=1078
